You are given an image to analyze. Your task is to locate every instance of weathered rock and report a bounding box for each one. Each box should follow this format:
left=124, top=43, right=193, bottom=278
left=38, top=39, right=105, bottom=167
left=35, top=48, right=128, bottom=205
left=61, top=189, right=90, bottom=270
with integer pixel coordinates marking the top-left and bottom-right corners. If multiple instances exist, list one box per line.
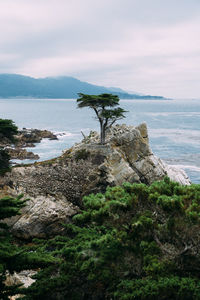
left=4, top=191, right=78, bottom=239
left=5, top=270, right=37, bottom=300
left=15, top=128, right=58, bottom=148
left=70, top=123, right=190, bottom=186
left=5, top=270, right=37, bottom=288
left=0, top=128, right=59, bottom=161
left=7, top=148, right=39, bottom=160
left=0, top=123, right=191, bottom=239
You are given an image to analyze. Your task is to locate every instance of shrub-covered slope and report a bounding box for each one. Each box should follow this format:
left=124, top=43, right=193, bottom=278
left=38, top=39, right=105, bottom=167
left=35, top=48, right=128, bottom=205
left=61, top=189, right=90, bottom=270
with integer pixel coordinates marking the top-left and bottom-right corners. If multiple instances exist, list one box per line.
left=22, top=177, right=200, bottom=300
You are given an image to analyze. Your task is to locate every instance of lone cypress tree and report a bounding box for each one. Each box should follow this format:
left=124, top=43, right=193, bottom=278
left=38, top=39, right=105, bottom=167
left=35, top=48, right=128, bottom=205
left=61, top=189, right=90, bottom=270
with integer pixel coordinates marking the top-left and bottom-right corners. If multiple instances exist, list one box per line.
left=77, top=93, right=127, bottom=144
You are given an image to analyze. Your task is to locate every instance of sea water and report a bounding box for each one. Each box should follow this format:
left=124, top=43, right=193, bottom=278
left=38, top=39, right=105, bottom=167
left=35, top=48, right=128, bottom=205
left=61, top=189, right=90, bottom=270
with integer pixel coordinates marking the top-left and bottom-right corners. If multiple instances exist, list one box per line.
left=0, top=98, right=199, bottom=183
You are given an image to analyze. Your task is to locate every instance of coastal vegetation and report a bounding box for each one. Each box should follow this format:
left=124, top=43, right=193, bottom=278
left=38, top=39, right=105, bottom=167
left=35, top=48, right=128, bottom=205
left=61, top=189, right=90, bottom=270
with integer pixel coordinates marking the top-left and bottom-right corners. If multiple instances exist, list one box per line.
left=0, top=115, right=198, bottom=299
left=0, top=119, right=18, bottom=142
left=14, top=177, right=200, bottom=299
left=0, top=195, right=54, bottom=299
left=0, top=119, right=18, bottom=175
left=77, top=93, right=127, bottom=144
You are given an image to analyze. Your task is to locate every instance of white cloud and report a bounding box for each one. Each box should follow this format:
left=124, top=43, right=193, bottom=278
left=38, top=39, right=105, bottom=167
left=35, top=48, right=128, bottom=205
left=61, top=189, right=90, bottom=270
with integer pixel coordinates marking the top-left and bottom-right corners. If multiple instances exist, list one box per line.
left=0, top=0, right=200, bottom=97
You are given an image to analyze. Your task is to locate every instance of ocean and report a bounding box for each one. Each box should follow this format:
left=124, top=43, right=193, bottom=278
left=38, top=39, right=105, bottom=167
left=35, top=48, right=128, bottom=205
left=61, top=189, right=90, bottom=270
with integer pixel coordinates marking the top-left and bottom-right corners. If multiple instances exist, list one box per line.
left=0, top=98, right=199, bottom=184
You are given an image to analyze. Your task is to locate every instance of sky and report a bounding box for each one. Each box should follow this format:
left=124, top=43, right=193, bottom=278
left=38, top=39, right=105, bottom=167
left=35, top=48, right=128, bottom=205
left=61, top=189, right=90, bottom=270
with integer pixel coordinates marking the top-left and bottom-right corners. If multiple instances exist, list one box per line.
left=0, top=0, right=200, bottom=98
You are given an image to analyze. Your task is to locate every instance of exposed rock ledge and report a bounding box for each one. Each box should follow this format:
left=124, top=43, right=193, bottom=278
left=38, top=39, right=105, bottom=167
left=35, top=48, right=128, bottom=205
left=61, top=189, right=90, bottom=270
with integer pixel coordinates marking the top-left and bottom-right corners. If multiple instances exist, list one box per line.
left=0, top=123, right=190, bottom=239
left=15, top=128, right=58, bottom=148
left=7, top=148, right=39, bottom=160
left=0, top=128, right=58, bottom=160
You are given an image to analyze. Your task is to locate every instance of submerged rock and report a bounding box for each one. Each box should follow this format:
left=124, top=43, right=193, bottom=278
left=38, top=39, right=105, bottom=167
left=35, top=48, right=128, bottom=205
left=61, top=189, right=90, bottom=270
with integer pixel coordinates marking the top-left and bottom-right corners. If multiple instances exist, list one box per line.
left=0, top=123, right=191, bottom=239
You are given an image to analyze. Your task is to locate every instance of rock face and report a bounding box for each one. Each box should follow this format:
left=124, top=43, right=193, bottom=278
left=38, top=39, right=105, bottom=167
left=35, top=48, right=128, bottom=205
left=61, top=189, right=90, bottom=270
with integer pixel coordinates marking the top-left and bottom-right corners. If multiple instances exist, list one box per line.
left=69, top=123, right=190, bottom=187
left=0, top=123, right=190, bottom=239
left=5, top=193, right=78, bottom=239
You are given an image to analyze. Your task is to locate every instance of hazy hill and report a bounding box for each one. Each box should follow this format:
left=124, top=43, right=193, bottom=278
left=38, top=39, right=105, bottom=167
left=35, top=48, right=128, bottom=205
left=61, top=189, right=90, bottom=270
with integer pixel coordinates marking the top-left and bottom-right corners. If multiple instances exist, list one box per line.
left=0, top=74, right=165, bottom=99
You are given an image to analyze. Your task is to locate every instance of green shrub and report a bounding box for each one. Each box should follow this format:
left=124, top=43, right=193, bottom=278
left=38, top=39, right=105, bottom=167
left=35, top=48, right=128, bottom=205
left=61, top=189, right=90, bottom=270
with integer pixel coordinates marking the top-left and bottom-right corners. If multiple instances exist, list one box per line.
left=0, top=119, right=18, bottom=142
left=0, top=148, right=10, bottom=175
left=75, top=149, right=90, bottom=160
left=22, top=178, right=200, bottom=300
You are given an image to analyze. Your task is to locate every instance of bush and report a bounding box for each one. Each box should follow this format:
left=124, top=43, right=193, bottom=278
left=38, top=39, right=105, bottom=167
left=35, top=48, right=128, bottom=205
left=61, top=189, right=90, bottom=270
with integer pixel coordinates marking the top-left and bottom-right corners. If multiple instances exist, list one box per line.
left=22, top=178, right=200, bottom=300
left=0, top=195, right=57, bottom=299
left=0, top=148, right=10, bottom=175
left=75, top=149, right=90, bottom=160
left=0, top=119, right=18, bottom=176
left=0, top=119, right=18, bottom=142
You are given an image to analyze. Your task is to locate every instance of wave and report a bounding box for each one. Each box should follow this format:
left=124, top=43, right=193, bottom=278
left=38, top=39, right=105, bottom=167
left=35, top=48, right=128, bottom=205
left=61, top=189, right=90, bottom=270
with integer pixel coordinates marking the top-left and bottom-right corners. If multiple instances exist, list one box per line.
left=150, top=128, right=200, bottom=145
left=54, top=131, right=77, bottom=137
left=168, top=164, right=200, bottom=172
left=147, top=112, right=200, bottom=117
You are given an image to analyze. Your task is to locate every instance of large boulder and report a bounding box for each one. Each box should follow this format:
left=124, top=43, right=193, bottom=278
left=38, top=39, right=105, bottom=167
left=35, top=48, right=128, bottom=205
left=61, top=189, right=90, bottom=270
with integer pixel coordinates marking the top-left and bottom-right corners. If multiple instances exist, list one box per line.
left=4, top=193, right=78, bottom=239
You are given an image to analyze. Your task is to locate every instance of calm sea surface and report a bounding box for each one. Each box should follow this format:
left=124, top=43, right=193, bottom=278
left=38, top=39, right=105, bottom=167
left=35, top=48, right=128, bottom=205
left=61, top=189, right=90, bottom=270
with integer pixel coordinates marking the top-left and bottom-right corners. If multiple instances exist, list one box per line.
left=0, top=98, right=200, bottom=183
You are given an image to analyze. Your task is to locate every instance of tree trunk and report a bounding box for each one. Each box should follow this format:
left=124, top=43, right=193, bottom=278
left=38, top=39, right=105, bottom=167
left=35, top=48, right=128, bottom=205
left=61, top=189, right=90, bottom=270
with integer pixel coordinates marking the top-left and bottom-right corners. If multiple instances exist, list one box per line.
left=100, top=122, right=105, bottom=144
left=100, top=122, right=105, bottom=145
left=101, top=124, right=107, bottom=145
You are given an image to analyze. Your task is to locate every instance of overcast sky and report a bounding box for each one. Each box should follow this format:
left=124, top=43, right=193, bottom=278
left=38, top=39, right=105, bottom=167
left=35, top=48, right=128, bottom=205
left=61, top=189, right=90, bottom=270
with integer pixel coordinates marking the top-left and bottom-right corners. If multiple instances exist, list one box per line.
left=0, top=0, right=200, bottom=98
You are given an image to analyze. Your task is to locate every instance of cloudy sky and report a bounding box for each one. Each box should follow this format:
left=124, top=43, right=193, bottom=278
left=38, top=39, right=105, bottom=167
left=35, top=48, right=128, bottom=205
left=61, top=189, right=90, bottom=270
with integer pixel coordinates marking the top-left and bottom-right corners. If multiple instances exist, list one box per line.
left=0, top=0, right=200, bottom=98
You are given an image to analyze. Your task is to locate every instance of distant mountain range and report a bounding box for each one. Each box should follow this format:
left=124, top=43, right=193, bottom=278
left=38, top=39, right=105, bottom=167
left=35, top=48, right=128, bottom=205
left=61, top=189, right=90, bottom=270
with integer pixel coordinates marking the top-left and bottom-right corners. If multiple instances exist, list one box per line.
left=0, top=74, right=165, bottom=100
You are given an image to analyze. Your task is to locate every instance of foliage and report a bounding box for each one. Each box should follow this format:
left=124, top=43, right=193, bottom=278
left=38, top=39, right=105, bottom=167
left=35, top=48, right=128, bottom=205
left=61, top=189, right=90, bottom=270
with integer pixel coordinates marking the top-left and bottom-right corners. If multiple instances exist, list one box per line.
left=0, top=119, right=18, bottom=142
left=115, top=277, right=200, bottom=300
left=0, top=118, right=18, bottom=176
left=22, top=178, right=200, bottom=299
left=0, top=148, right=10, bottom=175
left=0, top=195, right=55, bottom=299
left=75, top=149, right=90, bottom=161
left=77, top=93, right=127, bottom=144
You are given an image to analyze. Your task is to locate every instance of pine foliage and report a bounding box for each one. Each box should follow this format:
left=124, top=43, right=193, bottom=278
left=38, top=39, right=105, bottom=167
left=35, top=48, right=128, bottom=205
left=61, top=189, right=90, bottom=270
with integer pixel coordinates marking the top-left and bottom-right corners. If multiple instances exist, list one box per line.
left=0, top=118, right=18, bottom=175
left=0, top=195, right=55, bottom=299
left=22, top=178, right=200, bottom=300
left=77, top=93, right=127, bottom=144
left=0, top=119, right=18, bottom=142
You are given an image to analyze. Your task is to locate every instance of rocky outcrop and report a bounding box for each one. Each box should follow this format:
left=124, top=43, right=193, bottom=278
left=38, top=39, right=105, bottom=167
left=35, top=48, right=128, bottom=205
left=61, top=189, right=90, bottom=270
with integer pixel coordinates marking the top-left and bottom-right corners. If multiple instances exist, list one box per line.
left=5, top=193, right=78, bottom=239
left=5, top=270, right=37, bottom=300
left=7, top=148, right=39, bottom=160
left=69, top=123, right=190, bottom=187
left=0, top=128, right=58, bottom=160
left=5, top=270, right=37, bottom=288
left=15, top=128, right=58, bottom=148
left=0, top=123, right=190, bottom=239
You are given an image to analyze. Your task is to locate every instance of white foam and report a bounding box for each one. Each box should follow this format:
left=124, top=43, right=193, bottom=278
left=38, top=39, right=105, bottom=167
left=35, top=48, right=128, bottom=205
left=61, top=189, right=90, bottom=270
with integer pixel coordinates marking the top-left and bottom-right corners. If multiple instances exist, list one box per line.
left=168, top=164, right=200, bottom=172
left=54, top=131, right=76, bottom=137
left=150, top=128, right=200, bottom=144
left=149, top=112, right=200, bottom=117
